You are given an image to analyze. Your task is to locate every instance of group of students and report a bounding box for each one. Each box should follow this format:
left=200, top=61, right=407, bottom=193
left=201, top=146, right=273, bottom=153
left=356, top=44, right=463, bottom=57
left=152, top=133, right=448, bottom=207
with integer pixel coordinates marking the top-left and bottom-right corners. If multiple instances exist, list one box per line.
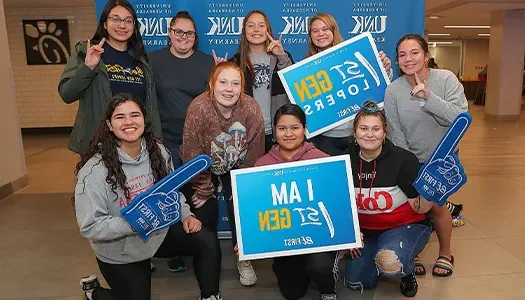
left=60, top=0, right=469, bottom=299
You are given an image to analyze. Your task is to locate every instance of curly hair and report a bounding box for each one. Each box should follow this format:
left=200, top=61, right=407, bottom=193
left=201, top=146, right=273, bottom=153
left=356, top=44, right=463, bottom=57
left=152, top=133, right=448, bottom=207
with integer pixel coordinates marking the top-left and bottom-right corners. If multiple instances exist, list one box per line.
left=74, top=93, right=171, bottom=200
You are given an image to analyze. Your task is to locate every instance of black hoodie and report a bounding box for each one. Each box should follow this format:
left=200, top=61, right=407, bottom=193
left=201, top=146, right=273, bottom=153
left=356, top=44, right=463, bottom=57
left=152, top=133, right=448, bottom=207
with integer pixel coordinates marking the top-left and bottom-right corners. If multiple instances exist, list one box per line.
left=347, top=139, right=425, bottom=230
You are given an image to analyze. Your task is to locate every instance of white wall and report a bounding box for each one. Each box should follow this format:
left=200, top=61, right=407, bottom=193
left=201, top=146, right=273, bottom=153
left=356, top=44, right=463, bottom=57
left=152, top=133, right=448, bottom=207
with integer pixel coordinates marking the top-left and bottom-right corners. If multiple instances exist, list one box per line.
left=5, top=6, right=97, bottom=128
left=463, top=39, right=490, bottom=80
left=0, top=0, right=26, bottom=189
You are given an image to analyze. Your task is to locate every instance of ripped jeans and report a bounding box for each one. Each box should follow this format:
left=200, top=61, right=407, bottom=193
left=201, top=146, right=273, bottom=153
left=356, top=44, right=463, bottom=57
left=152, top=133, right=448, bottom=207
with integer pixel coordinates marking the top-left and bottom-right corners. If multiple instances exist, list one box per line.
left=344, top=223, right=432, bottom=289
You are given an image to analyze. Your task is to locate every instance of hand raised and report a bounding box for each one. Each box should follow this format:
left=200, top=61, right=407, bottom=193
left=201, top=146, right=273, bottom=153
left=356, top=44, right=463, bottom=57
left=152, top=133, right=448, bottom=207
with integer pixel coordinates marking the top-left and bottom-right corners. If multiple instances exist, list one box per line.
left=266, top=32, right=285, bottom=55
left=85, top=38, right=105, bottom=70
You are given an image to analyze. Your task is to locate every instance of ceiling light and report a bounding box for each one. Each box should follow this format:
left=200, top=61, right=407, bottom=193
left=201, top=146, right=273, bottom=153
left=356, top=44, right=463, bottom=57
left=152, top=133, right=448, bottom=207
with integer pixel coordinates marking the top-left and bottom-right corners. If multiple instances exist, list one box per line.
left=428, top=33, right=451, bottom=36
left=444, top=25, right=490, bottom=29
left=429, top=16, right=439, bottom=19
left=478, top=33, right=490, bottom=37
left=429, top=41, right=453, bottom=45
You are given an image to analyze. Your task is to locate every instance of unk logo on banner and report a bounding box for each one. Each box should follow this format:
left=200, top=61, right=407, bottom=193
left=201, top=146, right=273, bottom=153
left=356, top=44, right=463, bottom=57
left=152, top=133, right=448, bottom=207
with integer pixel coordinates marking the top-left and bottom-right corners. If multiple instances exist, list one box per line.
left=350, top=16, right=387, bottom=34
left=206, top=17, right=244, bottom=35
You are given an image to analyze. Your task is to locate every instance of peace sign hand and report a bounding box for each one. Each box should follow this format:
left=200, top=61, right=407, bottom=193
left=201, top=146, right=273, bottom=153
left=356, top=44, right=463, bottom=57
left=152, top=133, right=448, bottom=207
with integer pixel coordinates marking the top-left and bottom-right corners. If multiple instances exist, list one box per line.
left=85, top=38, right=105, bottom=70
left=410, top=72, right=430, bottom=99
left=212, top=49, right=228, bottom=66
left=266, top=32, right=285, bottom=55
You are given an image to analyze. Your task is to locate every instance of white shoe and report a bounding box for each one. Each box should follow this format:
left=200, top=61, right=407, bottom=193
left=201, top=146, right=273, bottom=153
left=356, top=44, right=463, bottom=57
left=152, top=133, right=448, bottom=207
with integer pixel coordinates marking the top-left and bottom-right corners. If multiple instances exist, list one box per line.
left=237, top=260, right=257, bottom=286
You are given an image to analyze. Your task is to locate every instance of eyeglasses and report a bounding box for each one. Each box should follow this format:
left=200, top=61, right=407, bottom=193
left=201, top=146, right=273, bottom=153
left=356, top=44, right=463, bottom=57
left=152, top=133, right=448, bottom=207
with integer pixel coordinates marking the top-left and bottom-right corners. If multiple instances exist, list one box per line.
left=108, top=15, right=135, bottom=26
left=170, top=28, right=196, bottom=38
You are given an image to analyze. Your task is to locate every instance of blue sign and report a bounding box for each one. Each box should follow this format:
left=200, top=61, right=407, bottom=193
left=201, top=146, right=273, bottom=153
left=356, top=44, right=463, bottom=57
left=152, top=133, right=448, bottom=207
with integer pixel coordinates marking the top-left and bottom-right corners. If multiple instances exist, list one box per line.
left=278, top=32, right=390, bottom=138
left=413, top=113, right=472, bottom=206
left=121, top=154, right=211, bottom=239
left=231, top=156, right=361, bottom=260
left=94, top=0, right=425, bottom=78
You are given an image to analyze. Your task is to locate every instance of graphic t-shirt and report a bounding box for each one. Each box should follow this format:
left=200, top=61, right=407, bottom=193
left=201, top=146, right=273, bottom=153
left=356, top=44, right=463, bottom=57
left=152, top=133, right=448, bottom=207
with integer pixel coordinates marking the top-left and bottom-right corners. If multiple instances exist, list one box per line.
left=102, top=43, right=146, bottom=102
left=250, top=53, right=272, bottom=134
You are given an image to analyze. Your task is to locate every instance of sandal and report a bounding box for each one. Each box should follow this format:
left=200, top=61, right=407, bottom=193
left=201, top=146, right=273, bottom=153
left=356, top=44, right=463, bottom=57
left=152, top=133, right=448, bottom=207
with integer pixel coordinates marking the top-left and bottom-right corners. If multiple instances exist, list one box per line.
left=432, top=255, right=454, bottom=277
left=414, top=255, right=426, bottom=276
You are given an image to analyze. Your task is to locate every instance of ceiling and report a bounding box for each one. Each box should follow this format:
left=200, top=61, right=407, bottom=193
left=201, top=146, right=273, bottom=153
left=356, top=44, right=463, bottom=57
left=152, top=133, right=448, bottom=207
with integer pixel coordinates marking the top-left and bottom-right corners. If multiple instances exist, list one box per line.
left=4, top=0, right=525, bottom=40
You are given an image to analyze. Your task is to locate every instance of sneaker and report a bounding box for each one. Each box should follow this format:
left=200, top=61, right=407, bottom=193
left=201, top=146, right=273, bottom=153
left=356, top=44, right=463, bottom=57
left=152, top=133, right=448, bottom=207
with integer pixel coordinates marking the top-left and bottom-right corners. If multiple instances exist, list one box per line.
left=237, top=260, right=257, bottom=286
left=200, top=292, right=223, bottom=300
left=321, top=294, right=337, bottom=300
left=450, top=203, right=463, bottom=217
left=452, top=215, right=465, bottom=227
left=80, top=274, right=100, bottom=300
left=167, top=256, right=187, bottom=272
left=400, top=272, right=418, bottom=298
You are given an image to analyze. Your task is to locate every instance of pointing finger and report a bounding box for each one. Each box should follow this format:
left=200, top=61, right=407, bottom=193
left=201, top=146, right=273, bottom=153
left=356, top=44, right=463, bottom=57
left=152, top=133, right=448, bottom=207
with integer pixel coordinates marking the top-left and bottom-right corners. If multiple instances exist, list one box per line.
left=98, top=37, right=106, bottom=47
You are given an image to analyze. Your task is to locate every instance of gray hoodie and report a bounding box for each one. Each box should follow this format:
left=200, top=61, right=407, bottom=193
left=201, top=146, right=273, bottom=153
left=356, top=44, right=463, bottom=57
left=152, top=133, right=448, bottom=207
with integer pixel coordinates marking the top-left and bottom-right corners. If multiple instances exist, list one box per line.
left=75, top=140, right=193, bottom=264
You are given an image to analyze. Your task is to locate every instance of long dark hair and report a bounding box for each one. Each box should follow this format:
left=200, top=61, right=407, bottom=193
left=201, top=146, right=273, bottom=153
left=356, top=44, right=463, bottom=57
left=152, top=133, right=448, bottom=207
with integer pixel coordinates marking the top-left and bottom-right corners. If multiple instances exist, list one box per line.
left=92, top=0, right=148, bottom=62
left=169, top=11, right=199, bottom=50
left=236, top=10, right=275, bottom=80
left=395, top=33, right=429, bottom=76
left=75, top=93, right=170, bottom=200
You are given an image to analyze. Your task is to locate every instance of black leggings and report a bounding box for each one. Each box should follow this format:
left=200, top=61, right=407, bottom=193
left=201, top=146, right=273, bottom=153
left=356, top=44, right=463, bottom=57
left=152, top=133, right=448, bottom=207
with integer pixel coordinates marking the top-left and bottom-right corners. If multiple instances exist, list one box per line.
left=181, top=173, right=238, bottom=248
left=92, top=223, right=221, bottom=300
left=272, top=252, right=339, bottom=300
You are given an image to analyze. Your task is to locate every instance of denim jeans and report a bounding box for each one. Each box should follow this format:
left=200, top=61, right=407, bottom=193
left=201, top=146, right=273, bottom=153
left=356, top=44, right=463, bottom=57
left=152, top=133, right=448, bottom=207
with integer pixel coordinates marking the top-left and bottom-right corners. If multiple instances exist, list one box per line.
left=344, top=223, right=432, bottom=289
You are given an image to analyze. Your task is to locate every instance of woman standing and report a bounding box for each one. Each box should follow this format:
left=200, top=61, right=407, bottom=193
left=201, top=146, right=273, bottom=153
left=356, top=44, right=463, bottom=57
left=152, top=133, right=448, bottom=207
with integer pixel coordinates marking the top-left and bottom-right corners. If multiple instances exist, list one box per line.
left=181, top=62, right=265, bottom=287
left=230, top=10, right=294, bottom=152
left=76, top=93, right=222, bottom=300
left=305, top=12, right=392, bottom=156
left=58, top=0, right=161, bottom=154
left=384, top=34, right=468, bottom=277
left=149, top=11, right=215, bottom=167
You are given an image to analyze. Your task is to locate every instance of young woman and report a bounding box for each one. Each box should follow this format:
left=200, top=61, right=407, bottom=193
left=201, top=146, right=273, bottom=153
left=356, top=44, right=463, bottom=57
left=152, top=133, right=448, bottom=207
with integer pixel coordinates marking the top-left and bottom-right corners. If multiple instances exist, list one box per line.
left=58, top=0, right=161, bottom=154
left=384, top=34, right=468, bottom=277
left=75, top=93, right=223, bottom=300
left=180, top=61, right=265, bottom=287
left=230, top=10, right=294, bottom=153
left=254, top=104, right=339, bottom=300
left=305, top=12, right=392, bottom=156
left=149, top=10, right=215, bottom=273
left=344, top=101, right=433, bottom=298
left=150, top=11, right=215, bottom=167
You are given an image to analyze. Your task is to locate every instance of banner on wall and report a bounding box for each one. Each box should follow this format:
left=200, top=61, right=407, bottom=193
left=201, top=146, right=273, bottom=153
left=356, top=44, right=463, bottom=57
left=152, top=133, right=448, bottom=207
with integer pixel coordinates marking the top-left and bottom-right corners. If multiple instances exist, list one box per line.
left=95, top=0, right=425, bottom=78
left=278, top=32, right=390, bottom=138
left=231, top=156, right=361, bottom=261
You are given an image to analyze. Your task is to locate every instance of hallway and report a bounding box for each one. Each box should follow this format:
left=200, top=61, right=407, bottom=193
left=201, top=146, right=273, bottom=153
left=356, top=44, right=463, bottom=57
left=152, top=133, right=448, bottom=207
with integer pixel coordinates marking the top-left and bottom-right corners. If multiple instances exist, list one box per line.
left=1, top=103, right=525, bottom=299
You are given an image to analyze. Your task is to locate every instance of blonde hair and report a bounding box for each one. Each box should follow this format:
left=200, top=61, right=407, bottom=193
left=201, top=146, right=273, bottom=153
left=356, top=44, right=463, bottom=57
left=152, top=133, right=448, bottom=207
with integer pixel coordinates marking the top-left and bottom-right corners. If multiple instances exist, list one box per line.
left=306, top=13, right=344, bottom=58
left=207, top=62, right=245, bottom=100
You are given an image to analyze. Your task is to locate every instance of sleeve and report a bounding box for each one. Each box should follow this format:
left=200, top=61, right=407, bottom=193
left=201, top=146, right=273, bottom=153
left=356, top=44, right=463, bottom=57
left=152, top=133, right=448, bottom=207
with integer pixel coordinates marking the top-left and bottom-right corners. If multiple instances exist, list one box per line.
left=58, top=44, right=99, bottom=104
left=75, top=179, right=134, bottom=241
left=384, top=88, right=409, bottom=150
left=240, top=99, right=265, bottom=168
left=276, top=51, right=293, bottom=70
left=180, top=101, right=215, bottom=200
left=397, top=150, right=421, bottom=199
left=148, top=72, right=163, bottom=139
left=422, top=73, right=468, bottom=125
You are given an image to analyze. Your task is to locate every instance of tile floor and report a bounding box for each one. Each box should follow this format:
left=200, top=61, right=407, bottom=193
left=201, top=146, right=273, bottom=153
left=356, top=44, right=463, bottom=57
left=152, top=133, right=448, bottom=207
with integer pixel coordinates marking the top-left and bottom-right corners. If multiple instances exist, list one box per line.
left=1, top=103, right=525, bottom=299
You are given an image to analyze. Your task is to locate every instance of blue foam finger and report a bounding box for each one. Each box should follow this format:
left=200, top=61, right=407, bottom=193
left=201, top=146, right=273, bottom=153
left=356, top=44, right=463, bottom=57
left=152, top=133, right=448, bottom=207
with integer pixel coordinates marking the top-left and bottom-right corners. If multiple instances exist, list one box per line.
left=413, top=113, right=472, bottom=205
left=120, top=154, right=212, bottom=239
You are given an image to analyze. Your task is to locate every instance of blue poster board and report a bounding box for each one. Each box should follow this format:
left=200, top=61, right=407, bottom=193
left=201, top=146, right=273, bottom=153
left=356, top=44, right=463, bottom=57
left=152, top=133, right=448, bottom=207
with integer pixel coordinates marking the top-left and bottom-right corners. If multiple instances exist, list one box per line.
left=95, top=0, right=425, bottom=79
left=278, top=32, right=390, bottom=138
left=231, top=156, right=361, bottom=260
